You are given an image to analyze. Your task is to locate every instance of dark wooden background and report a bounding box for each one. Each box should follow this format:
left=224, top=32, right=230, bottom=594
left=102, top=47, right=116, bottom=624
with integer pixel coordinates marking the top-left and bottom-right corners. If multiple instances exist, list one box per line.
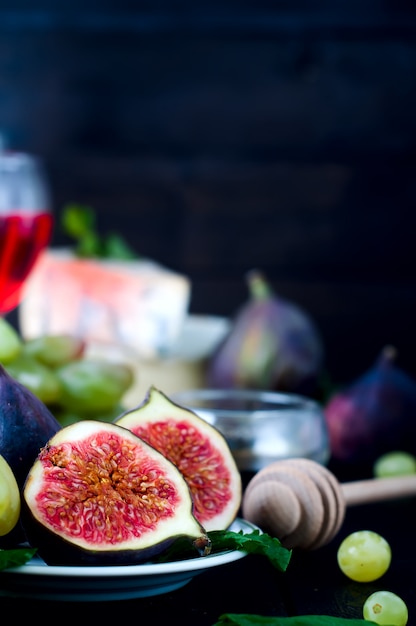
left=1, top=1, right=416, bottom=385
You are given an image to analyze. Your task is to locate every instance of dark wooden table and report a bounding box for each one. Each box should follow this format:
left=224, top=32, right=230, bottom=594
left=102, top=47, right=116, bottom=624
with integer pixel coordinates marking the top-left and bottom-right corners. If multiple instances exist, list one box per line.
left=1, top=463, right=415, bottom=624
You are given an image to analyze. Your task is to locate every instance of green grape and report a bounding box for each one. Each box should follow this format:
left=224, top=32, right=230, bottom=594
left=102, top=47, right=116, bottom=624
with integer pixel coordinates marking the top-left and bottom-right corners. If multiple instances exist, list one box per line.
left=0, top=454, right=21, bottom=537
left=0, top=317, right=23, bottom=364
left=55, top=403, right=125, bottom=427
left=373, top=451, right=416, bottom=478
left=1, top=322, right=134, bottom=422
left=56, top=358, right=134, bottom=414
left=24, top=334, right=85, bottom=368
left=337, top=530, right=391, bottom=582
left=363, top=590, right=408, bottom=625
left=5, top=352, right=62, bottom=405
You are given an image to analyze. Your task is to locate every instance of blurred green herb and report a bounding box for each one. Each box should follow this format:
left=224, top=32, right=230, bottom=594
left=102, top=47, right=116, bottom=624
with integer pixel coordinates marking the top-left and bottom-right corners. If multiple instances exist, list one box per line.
left=155, top=529, right=292, bottom=573
left=0, top=546, right=37, bottom=571
left=61, top=203, right=138, bottom=260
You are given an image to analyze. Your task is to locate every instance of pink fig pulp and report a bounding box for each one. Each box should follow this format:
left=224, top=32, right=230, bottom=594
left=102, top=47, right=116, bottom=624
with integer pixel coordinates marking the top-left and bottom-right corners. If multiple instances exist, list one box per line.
left=116, top=386, right=242, bottom=531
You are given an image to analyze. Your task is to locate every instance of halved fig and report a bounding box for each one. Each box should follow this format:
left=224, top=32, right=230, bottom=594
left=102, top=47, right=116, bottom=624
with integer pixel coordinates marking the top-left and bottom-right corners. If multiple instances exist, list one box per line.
left=115, top=387, right=242, bottom=531
left=22, top=420, right=211, bottom=566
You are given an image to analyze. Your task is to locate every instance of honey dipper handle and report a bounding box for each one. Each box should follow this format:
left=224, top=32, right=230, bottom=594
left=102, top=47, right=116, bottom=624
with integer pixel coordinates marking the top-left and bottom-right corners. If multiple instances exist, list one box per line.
left=342, top=474, right=416, bottom=507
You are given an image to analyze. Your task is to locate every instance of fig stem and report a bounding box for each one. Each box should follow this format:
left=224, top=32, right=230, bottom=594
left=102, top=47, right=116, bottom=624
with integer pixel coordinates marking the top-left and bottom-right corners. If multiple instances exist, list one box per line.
left=193, top=534, right=212, bottom=556
left=380, top=345, right=397, bottom=364
left=246, top=269, right=273, bottom=301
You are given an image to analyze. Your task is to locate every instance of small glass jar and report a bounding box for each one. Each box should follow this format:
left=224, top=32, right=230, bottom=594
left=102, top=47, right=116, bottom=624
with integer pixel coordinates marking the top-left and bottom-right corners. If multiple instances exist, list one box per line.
left=172, top=388, right=330, bottom=473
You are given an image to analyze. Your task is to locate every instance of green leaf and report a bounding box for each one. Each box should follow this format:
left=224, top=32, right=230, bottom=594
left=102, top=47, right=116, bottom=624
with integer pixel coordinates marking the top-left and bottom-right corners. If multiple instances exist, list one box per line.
left=60, top=203, right=138, bottom=260
left=214, top=615, right=379, bottom=625
left=155, top=529, right=291, bottom=573
left=76, top=231, right=103, bottom=258
left=103, top=233, right=137, bottom=260
left=61, top=204, right=95, bottom=239
left=208, top=529, right=292, bottom=572
left=0, top=547, right=38, bottom=571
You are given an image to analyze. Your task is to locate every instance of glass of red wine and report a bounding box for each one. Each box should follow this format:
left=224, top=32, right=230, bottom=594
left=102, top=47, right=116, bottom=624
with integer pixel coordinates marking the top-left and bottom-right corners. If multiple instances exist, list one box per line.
left=0, top=151, right=53, bottom=316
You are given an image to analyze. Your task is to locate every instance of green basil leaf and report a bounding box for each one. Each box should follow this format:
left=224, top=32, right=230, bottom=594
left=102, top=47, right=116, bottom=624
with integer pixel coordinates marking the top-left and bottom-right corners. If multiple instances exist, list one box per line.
left=61, top=203, right=138, bottom=259
left=0, top=547, right=38, bottom=571
left=103, top=233, right=137, bottom=260
left=208, top=529, right=292, bottom=572
left=155, top=529, right=291, bottom=573
left=61, top=204, right=95, bottom=240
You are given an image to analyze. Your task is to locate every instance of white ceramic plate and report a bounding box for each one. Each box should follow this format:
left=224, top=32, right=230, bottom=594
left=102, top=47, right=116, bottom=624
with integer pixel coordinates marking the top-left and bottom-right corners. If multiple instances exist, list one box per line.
left=0, top=518, right=256, bottom=602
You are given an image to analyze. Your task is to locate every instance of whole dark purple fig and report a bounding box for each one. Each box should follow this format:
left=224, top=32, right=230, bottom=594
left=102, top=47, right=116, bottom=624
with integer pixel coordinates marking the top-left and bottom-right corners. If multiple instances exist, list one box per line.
left=207, top=269, right=324, bottom=397
left=0, top=364, right=61, bottom=490
left=324, top=346, right=416, bottom=466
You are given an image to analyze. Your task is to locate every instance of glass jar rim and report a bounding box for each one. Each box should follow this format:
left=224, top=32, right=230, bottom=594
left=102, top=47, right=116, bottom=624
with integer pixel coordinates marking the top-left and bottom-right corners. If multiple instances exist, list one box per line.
left=172, top=388, right=322, bottom=417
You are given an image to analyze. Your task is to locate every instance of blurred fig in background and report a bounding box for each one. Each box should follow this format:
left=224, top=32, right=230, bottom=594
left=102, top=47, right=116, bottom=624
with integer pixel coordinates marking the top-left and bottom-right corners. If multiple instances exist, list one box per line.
left=206, top=269, right=325, bottom=398
left=324, top=346, right=416, bottom=467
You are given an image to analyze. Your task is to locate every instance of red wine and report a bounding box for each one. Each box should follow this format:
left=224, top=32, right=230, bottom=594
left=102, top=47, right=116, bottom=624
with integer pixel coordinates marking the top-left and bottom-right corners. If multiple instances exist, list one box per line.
left=0, top=212, right=53, bottom=314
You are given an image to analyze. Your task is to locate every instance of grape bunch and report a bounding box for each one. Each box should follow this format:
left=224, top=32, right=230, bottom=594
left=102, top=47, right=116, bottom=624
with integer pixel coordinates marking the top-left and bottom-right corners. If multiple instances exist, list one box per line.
left=0, top=318, right=134, bottom=426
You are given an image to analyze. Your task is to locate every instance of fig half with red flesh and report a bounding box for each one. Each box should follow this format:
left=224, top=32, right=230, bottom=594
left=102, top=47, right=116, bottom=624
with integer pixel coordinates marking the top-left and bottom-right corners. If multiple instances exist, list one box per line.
left=116, top=387, right=242, bottom=531
left=22, top=420, right=211, bottom=566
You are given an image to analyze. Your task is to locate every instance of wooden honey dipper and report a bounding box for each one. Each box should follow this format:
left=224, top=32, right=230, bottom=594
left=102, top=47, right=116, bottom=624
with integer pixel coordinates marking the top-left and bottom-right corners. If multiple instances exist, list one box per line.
left=242, top=457, right=416, bottom=550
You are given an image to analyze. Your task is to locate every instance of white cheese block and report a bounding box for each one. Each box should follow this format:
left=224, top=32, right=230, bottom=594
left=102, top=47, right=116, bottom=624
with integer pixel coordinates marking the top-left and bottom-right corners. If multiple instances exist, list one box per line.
left=19, top=248, right=191, bottom=359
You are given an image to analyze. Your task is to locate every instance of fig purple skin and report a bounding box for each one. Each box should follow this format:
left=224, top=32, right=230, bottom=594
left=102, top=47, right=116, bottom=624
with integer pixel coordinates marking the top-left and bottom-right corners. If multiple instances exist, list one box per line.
left=0, top=364, right=62, bottom=546
left=0, top=364, right=61, bottom=489
left=207, top=269, right=324, bottom=397
left=20, top=512, right=179, bottom=566
left=324, top=346, right=416, bottom=466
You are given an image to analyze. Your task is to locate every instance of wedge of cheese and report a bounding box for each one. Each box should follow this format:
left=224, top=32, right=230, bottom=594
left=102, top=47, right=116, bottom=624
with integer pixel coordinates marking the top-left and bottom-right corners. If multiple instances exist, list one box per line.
left=19, top=248, right=191, bottom=359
